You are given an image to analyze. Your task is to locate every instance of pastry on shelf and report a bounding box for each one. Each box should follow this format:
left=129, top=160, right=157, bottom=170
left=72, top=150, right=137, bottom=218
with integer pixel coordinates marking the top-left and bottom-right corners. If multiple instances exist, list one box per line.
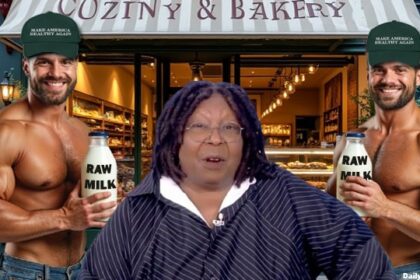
left=306, top=162, right=328, bottom=169
left=276, top=162, right=288, bottom=169
left=287, top=161, right=306, bottom=169
left=109, top=138, right=123, bottom=145
left=306, top=180, right=327, bottom=190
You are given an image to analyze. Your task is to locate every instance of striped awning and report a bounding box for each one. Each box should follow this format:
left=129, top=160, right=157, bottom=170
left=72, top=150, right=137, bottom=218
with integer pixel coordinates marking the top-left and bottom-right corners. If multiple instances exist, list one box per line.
left=0, top=0, right=419, bottom=39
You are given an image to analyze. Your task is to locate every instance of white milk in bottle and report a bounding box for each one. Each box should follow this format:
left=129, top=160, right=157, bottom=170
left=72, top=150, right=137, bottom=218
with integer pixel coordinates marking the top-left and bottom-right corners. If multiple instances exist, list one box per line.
left=81, top=131, right=118, bottom=221
left=336, top=132, right=372, bottom=216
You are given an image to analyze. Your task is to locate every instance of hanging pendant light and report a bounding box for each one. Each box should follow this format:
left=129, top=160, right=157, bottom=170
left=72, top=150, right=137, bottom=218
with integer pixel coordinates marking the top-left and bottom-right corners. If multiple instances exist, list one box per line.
left=190, top=62, right=204, bottom=81
left=293, top=73, right=300, bottom=84
left=284, top=81, right=295, bottom=94
left=308, top=64, right=318, bottom=75
left=300, top=73, right=306, bottom=82
left=190, top=52, right=205, bottom=81
left=293, top=67, right=301, bottom=84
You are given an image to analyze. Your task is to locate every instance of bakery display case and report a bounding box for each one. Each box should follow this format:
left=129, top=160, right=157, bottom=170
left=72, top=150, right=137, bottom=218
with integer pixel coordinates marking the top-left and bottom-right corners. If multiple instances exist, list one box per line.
left=262, top=124, right=292, bottom=147
left=265, top=147, right=334, bottom=191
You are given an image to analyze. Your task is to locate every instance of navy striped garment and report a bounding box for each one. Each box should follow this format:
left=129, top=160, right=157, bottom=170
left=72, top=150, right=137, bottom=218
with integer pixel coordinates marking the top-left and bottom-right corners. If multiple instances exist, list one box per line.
left=79, top=168, right=396, bottom=279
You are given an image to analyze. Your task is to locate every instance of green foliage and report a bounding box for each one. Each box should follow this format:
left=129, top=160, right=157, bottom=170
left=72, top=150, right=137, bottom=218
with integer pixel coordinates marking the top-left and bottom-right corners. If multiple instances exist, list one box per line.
left=14, top=79, right=27, bottom=98
left=351, top=88, right=375, bottom=125
left=7, top=68, right=26, bottom=99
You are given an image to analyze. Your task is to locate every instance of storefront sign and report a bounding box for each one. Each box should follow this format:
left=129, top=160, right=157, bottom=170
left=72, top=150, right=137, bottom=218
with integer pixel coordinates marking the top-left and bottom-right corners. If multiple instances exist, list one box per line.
left=0, top=0, right=419, bottom=38
left=56, top=0, right=346, bottom=21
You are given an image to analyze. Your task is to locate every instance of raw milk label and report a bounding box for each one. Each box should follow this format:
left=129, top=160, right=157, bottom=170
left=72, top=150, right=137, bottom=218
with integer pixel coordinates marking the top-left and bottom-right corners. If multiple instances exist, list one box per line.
left=336, top=133, right=372, bottom=217
left=339, top=155, right=372, bottom=181
left=84, top=164, right=117, bottom=190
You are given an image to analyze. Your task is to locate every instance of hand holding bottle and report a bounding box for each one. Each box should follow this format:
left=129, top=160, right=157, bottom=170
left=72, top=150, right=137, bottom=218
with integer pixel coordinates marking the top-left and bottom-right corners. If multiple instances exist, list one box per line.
left=61, top=182, right=118, bottom=230
left=336, top=132, right=372, bottom=216
left=81, top=131, right=118, bottom=222
left=339, top=176, right=390, bottom=219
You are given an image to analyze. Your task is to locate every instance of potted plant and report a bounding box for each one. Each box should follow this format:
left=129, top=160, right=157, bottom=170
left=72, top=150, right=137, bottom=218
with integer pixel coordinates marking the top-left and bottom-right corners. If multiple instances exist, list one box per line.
left=351, top=88, right=375, bottom=126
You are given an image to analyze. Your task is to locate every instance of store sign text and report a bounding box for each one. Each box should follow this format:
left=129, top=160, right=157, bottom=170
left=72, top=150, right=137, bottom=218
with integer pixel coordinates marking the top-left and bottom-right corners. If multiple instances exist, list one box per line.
left=58, top=0, right=346, bottom=21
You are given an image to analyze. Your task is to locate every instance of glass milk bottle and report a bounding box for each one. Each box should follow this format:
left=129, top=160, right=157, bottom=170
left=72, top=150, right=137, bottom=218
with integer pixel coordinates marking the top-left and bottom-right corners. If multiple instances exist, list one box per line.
left=81, top=131, right=118, bottom=221
left=332, top=132, right=343, bottom=167
left=336, top=132, right=372, bottom=216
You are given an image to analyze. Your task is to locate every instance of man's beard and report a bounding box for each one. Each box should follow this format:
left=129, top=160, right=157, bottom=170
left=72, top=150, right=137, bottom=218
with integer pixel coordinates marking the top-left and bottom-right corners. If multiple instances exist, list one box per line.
left=31, top=77, right=76, bottom=105
left=370, top=81, right=416, bottom=111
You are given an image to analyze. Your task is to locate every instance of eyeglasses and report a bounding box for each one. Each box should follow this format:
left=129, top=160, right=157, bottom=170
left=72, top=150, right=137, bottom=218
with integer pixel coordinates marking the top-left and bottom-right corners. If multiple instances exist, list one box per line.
left=185, top=122, right=244, bottom=143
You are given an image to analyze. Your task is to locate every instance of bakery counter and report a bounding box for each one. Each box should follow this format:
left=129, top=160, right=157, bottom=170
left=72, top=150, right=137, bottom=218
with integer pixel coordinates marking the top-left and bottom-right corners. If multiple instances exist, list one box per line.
left=286, top=169, right=332, bottom=176
left=265, top=147, right=334, bottom=190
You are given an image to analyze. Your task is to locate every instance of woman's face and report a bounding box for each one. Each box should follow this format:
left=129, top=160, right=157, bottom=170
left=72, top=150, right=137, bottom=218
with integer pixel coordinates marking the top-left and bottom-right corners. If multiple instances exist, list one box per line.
left=179, top=93, right=244, bottom=190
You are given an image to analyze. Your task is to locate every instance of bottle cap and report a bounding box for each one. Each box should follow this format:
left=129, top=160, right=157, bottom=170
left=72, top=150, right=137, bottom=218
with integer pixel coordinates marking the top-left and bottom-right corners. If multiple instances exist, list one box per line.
left=346, top=132, right=365, bottom=138
left=89, top=131, right=109, bottom=137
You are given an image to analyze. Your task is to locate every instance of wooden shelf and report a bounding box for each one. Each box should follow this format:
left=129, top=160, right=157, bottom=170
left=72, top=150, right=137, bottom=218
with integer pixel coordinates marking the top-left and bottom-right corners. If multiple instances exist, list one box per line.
left=72, top=113, right=103, bottom=121
left=264, top=134, right=291, bottom=137
left=69, top=91, right=152, bottom=177
left=69, top=91, right=138, bottom=159
left=323, top=106, right=341, bottom=143
left=288, top=169, right=333, bottom=176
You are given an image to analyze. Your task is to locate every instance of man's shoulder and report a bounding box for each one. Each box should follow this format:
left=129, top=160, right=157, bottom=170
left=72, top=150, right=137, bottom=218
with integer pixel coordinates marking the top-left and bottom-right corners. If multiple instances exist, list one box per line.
left=0, top=120, right=31, bottom=164
left=0, top=119, right=30, bottom=132
left=0, top=98, right=31, bottom=120
left=0, top=120, right=53, bottom=145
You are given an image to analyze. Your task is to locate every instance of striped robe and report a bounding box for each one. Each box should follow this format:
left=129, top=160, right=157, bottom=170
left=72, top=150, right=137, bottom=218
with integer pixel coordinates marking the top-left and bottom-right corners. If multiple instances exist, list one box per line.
left=79, top=168, right=396, bottom=279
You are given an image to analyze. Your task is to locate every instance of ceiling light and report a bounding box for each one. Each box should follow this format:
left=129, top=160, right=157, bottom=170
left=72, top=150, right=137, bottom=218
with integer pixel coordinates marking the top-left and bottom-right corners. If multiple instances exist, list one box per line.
left=190, top=62, right=204, bottom=81
left=293, top=74, right=300, bottom=84
left=308, top=64, right=318, bottom=74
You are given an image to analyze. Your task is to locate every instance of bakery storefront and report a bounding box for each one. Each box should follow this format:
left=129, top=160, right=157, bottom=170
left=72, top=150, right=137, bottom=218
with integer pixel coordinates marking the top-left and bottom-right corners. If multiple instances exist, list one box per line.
left=1, top=0, right=420, bottom=196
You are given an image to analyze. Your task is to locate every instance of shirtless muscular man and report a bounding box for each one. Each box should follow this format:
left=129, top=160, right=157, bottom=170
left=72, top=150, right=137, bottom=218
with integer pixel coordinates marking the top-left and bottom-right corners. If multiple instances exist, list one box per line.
left=0, top=12, right=116, bottom=279
left=327, top=21, right=420, bottom=278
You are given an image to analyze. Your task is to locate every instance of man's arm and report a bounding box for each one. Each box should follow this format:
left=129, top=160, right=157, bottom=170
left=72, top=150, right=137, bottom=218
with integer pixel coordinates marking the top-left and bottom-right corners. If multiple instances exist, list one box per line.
left=341, top=176, right=420, bottom=241
left=0, top=187, right=114, bottom=242
left=0, top=121, right=116, bottom=243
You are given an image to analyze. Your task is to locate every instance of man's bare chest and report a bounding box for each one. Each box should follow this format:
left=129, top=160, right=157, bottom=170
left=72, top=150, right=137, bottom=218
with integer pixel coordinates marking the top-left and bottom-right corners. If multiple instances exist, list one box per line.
left=13, top=123, right=84, bottom=190
left=367, top=135, right=420, bottom=193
